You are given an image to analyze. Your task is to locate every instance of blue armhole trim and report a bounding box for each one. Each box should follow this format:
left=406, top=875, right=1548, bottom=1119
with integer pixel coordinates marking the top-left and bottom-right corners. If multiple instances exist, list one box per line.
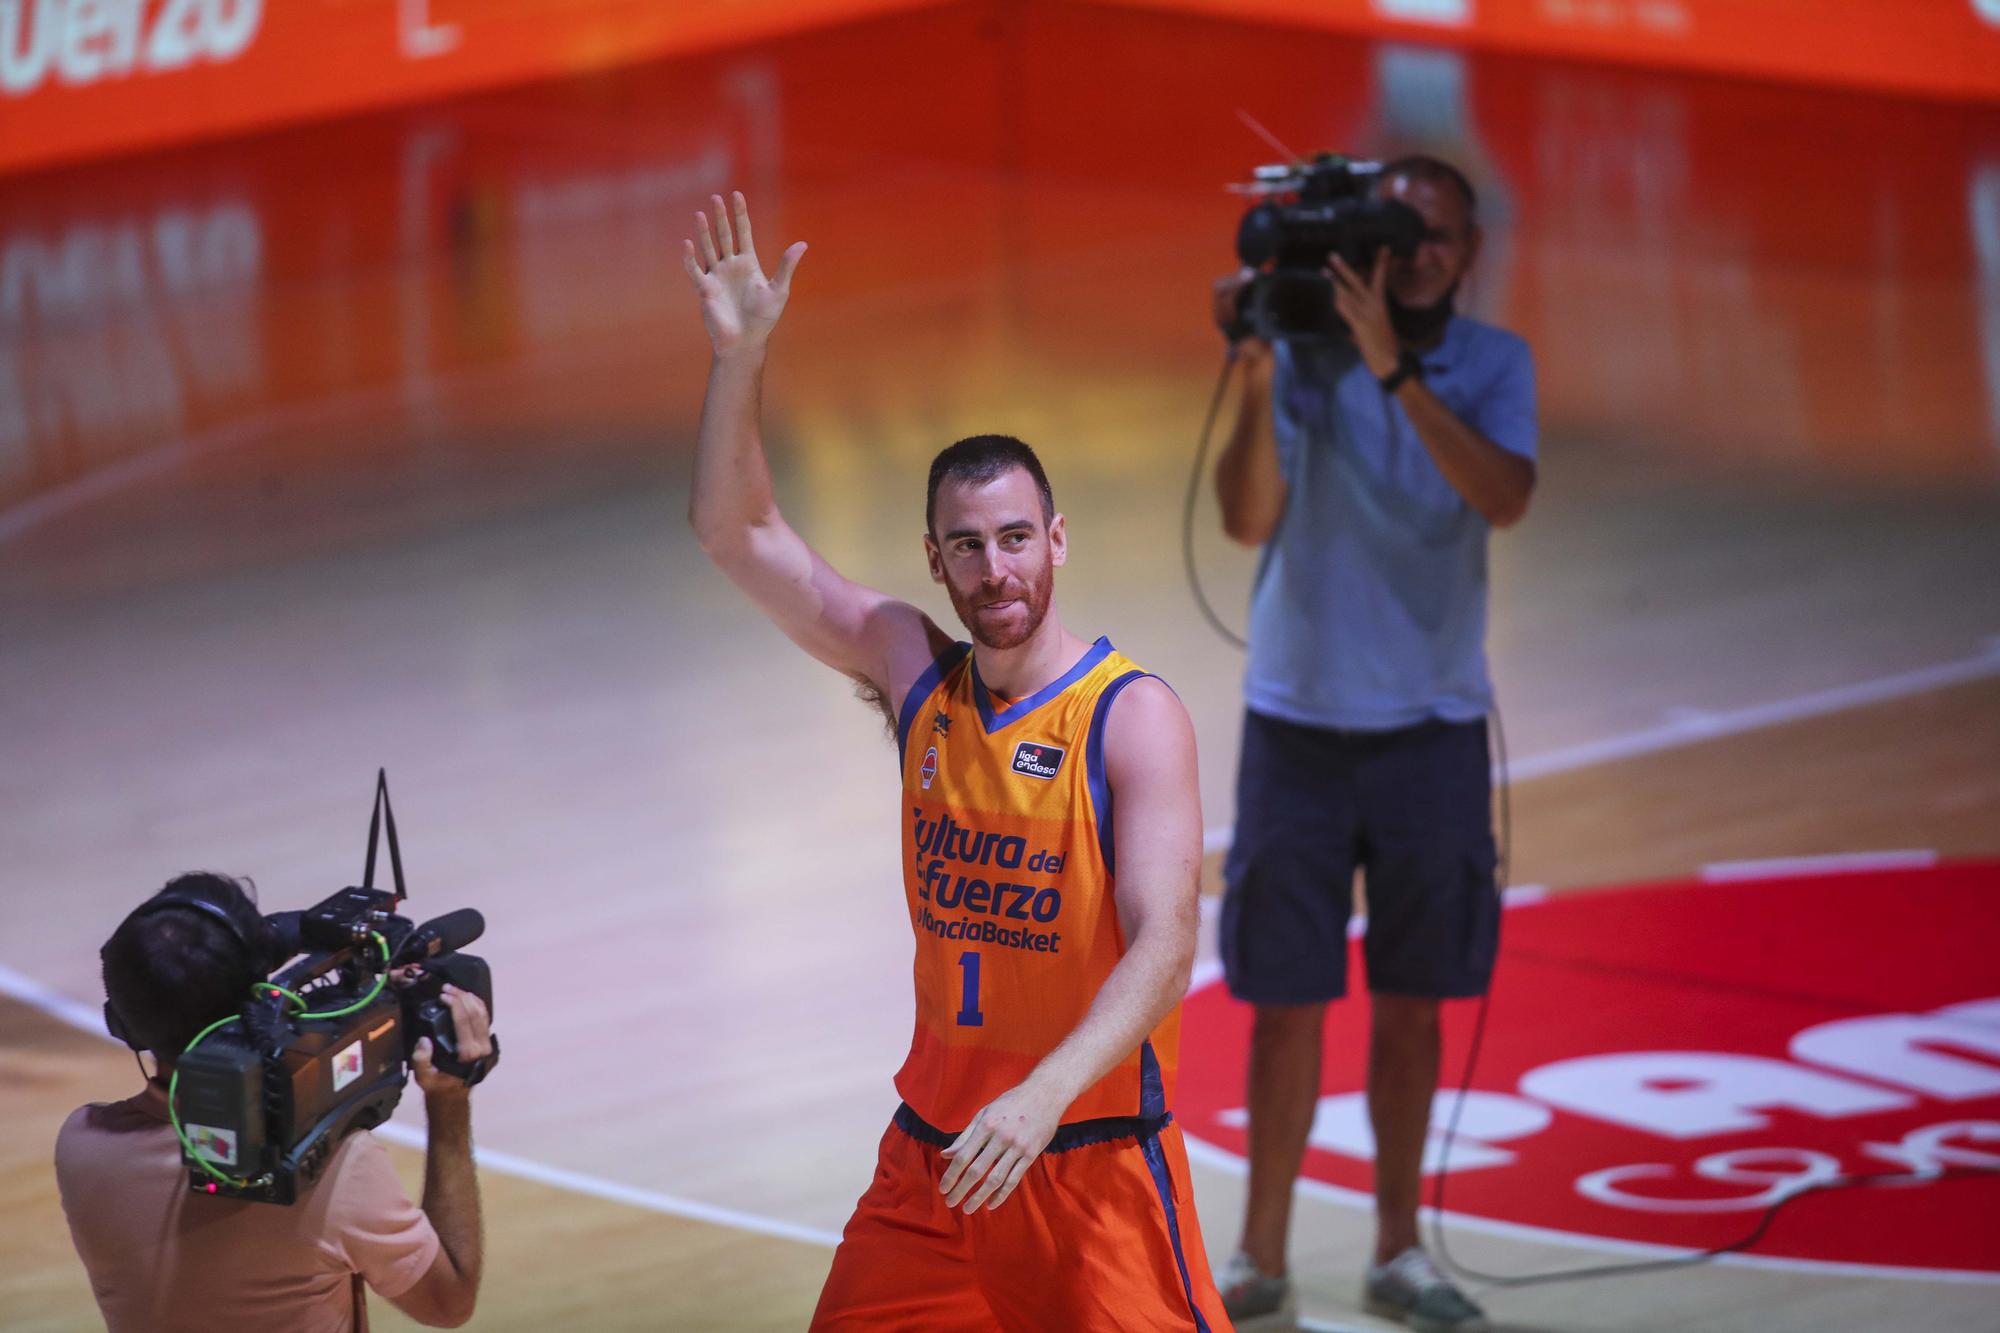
left=1084, top=669, right=1154, bottom=877
left=896, top=642, right=971, bottom=768
left=1138, top=1039, right=1167, bottom=1120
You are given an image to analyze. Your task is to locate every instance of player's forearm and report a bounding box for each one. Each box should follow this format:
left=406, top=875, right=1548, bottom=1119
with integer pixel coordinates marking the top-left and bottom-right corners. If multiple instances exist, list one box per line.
left=1394, top=378, right=1533, bottom=527
left=688, top=347, right=783, bottom=554
left=1025, top=917, right=1195, bottom=1114
left=420, top=1093, right=483, bottom=1318
left=1215, top=351, right=1285, bottom=546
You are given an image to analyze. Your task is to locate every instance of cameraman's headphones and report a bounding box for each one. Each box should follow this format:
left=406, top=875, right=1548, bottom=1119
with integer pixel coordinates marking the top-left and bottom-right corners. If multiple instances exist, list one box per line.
left=101, top=878, right=277, bottom=1052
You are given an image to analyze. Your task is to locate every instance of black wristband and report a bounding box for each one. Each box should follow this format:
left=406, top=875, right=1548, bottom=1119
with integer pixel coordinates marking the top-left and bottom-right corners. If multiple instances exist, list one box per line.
left=1378, top=349, right=1422, bottom=394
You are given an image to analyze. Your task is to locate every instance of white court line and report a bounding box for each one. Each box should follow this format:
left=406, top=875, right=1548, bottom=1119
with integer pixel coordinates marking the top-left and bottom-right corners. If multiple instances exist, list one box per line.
left=11, top=664, right=1999, bottom=1264
left=0, top=960, right=843, bottom=1251
left=1199, top=641, right=2000, bottom=856
left=1505, top=646, right=2000, bottom=782
left=0, top=392, right=392, bottom=545
left=1177, top=1131, right=2000, bottom=1287
left=0, top=332, right=646, bottom=547
left=372, top=1123, right=843, bottom=1248
left=0, top=961, right=112, bottom=1038
left=1701, top=849, right=1938, bottom=881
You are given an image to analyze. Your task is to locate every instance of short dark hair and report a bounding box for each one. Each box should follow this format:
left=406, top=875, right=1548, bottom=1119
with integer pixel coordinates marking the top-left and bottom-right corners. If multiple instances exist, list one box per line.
left=1381, top=154, right=1478, bottom=228
left=102, top=873, right=264, bottom=1058
left=925, top=435, right=1056, bottom=535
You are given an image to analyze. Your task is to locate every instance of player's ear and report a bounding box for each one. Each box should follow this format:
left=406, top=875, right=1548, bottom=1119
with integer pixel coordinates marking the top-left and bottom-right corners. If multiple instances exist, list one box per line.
left=1048, top=513, right=1067, bottom=568
left=924, top=533, right=945, bottom=583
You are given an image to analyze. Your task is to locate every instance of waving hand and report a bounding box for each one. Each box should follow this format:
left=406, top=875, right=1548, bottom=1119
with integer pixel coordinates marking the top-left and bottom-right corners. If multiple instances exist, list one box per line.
left=683, top=191, right=807, bottom=353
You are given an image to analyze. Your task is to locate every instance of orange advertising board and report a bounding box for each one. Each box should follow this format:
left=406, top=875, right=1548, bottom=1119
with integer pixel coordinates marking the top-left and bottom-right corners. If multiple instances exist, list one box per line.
left=6, top=1, right=1998, bottom=178
left=5, top=0, right=1995, bottom=535
left=0, top=0, right=940, bottom=175
left=1096, top=0, right=2000, bottom=104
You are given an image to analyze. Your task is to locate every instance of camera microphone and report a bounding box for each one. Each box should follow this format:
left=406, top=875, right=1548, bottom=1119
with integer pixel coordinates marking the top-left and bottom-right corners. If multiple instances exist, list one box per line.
left=395, top=908, right=486, bottom=964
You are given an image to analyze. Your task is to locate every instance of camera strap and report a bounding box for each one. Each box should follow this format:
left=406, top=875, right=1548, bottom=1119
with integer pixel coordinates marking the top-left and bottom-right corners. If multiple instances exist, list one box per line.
left=360, top=768, right=409, bottom=903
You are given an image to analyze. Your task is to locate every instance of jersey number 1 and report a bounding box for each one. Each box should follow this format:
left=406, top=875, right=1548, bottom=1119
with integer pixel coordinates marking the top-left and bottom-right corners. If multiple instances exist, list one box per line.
left=956, top=950, right=984, bottom=1027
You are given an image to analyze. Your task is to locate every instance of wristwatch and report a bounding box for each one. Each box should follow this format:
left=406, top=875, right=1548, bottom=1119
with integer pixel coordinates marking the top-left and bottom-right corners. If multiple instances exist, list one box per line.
left=1378, top=349, right=1423, bottom=394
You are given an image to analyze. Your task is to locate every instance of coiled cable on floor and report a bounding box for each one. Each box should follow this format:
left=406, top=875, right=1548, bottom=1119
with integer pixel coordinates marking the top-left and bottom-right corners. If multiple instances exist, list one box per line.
left=1426, top=704, right=2000, bottom=1289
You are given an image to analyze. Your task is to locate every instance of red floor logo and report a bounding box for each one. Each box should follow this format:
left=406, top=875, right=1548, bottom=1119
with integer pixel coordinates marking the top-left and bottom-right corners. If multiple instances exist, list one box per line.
left=1179, top=861, right=2000, bottom=1277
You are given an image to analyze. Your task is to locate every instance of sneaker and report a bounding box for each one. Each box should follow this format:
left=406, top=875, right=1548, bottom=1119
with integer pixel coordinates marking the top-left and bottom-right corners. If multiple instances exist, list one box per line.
left=1363, top=1247, right=1489, bottom=1333
left=1217, top=1250, right=1296, bottom=1330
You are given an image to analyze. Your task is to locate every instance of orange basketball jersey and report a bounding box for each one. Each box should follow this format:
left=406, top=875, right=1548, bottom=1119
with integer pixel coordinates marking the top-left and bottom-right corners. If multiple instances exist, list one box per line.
left=892, top=636, right=1181, bottom=1131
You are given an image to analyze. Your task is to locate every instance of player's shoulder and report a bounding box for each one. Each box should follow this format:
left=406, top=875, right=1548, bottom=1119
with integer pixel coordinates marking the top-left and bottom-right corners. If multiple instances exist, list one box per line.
left=1099, top=673, right=1193, bottom=765
left=1107, top=672, right=1183, bottom=718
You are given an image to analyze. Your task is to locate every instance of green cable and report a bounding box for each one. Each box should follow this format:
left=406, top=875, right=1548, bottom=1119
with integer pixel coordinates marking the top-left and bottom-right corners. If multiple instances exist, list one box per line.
left=168, top=932, right=392, bottom=1190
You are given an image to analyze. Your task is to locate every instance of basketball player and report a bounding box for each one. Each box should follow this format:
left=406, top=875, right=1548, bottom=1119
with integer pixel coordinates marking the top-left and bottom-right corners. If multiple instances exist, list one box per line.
left=682, top=192, right=1231, bottom=1331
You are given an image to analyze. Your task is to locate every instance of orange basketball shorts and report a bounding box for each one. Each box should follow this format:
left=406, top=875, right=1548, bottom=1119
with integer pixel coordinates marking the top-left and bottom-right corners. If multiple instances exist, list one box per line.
left=810, top=1105, right=1232, bottom=1332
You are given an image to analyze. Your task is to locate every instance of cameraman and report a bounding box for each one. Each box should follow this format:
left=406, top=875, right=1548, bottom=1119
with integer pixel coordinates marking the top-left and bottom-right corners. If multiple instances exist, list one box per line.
left=1210, top=156, right=1536, bottom=1333
left=56, top=873, right=490, bottom=1331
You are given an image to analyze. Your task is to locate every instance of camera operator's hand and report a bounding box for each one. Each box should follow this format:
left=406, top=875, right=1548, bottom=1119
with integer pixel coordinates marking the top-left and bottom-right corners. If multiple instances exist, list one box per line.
left=1212, top=266, right=1254, bottom=332
left=683, top=191, right=807, bottom=357
left=411, top=985, right=491, bottom=1101
left=1330, top=247, right=1400, bottom=380
left=1212, top=267, right=1269, bottom=360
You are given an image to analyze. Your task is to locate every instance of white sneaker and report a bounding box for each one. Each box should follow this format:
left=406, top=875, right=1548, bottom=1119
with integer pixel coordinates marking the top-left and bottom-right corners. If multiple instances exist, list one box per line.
left=1216, top=1250, right=1296, bottom=1330
left=1363, top=1247, right=1489, bottom=1333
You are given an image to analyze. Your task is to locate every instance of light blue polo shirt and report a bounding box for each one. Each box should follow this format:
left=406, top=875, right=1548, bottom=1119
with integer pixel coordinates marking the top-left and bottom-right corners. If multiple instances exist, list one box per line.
left=1243, top=316, right=1538, bottom=732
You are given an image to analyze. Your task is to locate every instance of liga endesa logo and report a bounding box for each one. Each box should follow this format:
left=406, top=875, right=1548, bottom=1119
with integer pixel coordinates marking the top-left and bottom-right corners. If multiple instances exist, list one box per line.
left=1178, top=861, right=2000, bottom=1277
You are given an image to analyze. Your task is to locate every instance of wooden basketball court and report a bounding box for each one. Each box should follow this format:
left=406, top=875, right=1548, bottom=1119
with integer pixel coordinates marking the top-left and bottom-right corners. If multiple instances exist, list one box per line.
left=3, top=5, right=1997, bottom=1329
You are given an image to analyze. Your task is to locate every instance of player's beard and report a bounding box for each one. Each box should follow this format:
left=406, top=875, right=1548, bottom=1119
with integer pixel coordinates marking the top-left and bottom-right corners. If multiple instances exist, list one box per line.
left=947, top=559, right=1055, bottom=651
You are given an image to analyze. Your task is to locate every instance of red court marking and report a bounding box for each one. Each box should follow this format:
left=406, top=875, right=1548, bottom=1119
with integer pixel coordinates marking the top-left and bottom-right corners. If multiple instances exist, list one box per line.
left=1179, top=862, right=2000, bottom=1276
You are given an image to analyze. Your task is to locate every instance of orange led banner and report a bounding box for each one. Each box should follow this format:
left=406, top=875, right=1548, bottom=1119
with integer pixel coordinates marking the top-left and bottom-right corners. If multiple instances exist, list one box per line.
left=0, top=0, right=939, bottom=176
left=7, top=1, right=1997, bottom=177
left=1095, top=0, right=2000, bottom=103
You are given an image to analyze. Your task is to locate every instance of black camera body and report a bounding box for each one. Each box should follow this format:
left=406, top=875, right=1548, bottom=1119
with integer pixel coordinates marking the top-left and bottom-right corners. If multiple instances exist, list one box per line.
left=1230, top=153, right=1426, bottom=342
left=170, top=781, right=498, bottom=1204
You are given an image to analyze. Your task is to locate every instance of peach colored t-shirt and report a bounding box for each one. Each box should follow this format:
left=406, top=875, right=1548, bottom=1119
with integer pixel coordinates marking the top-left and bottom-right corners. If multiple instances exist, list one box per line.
left=55, top=1090, right=439, bottom=1333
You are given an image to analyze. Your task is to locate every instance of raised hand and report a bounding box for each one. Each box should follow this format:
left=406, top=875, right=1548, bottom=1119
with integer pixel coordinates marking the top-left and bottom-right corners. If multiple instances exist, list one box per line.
left=1329, top=246, right=1399, bottom=379
left=683, top=191, right=807, bottom=355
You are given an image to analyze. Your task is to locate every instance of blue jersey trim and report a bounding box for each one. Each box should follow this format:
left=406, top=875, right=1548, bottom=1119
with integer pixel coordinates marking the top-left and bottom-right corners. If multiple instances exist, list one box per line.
left=896, top=641, right=972, bottom=767
left=1141, top=1129, right=1212, bottom=1333
left=891, top=1101, right=1170, bottom=1153
left=1084, top=669, right=1152, bottom=877
left=970, top=636, right=1114, bottom=734
left=1138, top=1038, right=1168, bottom=1120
